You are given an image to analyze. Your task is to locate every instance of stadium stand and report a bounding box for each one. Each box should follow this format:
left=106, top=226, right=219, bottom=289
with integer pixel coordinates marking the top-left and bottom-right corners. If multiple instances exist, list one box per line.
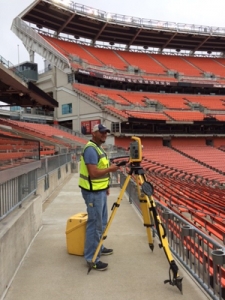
left=115, top=51, right=166, bottom=74
left=150, top=54, right=202, bottom=77
left=142, top=146, right=225, bottom=184
left=152, top=175, right=225, bottom=243
left=2, top=2, right=225, bottom=299
left=126, top=111, right=169, bottom=120
left=184, top=95, right=225, bottom=110
left=40, top=34, right=102, bottom=67
left=0, top=133, right=40, bottom=170
left=148, top=93, right=190, bottom=109
left=82, top=46, right=127, bottom=70
left=171, top=143, right=225, bottom=174
left=0, top=119, right=87, bottom=156
left=184, top=56, right=225, bottom=77
left=164, top=110, right=205, bottom=121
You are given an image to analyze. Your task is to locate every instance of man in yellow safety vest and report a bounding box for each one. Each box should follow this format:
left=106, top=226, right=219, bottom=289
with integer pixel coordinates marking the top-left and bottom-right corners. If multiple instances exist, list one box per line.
left=79, top=123, right=120, bottom=271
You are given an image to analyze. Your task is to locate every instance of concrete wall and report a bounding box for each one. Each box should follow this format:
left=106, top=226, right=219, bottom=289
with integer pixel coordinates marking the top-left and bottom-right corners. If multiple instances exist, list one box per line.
left=36, top=164, right=71, bottom=203
left=0, top=163, right=72, bottom=299
left=36, top=68, right=120, bottom=134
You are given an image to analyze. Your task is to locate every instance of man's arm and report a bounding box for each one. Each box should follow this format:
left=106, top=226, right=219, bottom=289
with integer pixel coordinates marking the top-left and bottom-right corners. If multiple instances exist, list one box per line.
left=87, top=163, right=119, bottom=179
left=84, top=146, right=119, bottom=179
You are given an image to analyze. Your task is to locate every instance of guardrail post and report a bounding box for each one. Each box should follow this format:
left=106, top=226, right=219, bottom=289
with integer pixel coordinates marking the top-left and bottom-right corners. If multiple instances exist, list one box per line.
left=211, top=249, right=225, bottom=299
left=162, top=210, right=174, bottom=242
left=181, top=225, right=195, bottom=263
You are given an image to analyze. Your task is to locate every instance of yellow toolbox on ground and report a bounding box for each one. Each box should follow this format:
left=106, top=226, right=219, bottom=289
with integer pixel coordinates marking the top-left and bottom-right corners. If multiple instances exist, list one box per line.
left=65, top=212, right=87, bottom=256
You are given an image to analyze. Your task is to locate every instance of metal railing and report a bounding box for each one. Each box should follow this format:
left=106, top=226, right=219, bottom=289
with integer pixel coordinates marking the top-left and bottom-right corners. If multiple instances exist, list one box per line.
left=0, top=54, right=29, bottom=82
left=111, top=171, right=225, bottom=300
left=52, top=124, right=84, bottom=137
left=45, top=0, right=225, bottom=37
left=0, top=153, right=72, bottom=221
left=0, top=169, right=38, bottom=221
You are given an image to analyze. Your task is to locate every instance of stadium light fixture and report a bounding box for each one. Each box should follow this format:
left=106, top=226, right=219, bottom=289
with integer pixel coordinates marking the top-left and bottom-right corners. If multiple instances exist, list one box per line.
left=106, top=13, right=112, bottom=20
left=52, top=0, right=71, bottom=7
left=93, top=9, right=98, bottom=16
left=124, top=17, right=132, bottom=23
left=87, top=8, right=98, bottom=16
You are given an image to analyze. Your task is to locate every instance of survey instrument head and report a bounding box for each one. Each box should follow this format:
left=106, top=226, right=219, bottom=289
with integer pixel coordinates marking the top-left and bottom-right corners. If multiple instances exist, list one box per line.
left=129, top=136, right=142, bottom=163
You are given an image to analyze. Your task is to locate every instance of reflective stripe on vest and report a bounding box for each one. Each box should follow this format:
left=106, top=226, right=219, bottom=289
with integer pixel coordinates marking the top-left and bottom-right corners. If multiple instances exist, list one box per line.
left=79, top=141, right=110, bottom=191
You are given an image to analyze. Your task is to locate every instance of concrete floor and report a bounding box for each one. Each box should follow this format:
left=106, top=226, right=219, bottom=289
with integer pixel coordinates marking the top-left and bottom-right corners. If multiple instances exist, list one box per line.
left=3, top=173, right=211, bottom=300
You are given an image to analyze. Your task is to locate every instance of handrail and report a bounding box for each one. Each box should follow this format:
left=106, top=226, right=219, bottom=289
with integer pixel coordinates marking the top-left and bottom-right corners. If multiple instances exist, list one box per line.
left=0, top=54, right=29, bottom=82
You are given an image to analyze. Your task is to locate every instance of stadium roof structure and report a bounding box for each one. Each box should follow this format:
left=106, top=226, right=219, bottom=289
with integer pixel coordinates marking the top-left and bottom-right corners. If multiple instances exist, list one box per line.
left=17, top=0, right=225, bottom=55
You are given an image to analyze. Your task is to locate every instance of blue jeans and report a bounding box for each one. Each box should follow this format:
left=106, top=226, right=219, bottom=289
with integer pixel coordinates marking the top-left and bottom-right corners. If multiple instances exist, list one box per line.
left=81, top=189, right=108, bottom=263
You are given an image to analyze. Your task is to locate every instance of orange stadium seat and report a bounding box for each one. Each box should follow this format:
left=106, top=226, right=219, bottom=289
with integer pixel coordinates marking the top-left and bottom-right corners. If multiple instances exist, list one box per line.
left=184, top=95, right=225, bottom=110
left=212, top=114, right=225, bottom=121
left=41, top=35, right=102, bottom=67
left=82, top=46, right=127, bottom=70
left=126, top=111, right=169, bottom=120
left=184, top=56, right=225, bottom=77
left=164, top=110, right=205, bottom=121
left=142, top=146, right=225, bottom=184
left=150, top=54, right=202, bottom=77
left=104, top=105, right=130, bottom=119
left=149, top=93, right=190, bottom=109
left=115, top=51, right=167, bottom=74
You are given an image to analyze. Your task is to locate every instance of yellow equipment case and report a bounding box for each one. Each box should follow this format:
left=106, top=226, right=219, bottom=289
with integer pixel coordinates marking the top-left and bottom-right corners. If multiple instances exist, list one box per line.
left=65, top=212, right=87, bottom=255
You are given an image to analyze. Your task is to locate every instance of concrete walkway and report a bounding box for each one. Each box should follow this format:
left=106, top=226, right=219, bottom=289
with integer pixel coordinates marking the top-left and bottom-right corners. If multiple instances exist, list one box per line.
left=3, top=173, right=210, bottom=300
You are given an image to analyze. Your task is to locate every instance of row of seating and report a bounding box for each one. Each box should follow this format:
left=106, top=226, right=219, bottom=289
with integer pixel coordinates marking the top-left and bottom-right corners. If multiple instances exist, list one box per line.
left=0, top=130, right=41, bottom=169
left=117, top=143, right=225, bottom=226
left=152, top=174, right=225, bottom=219
left=0, top=119, right=87, bottom=152
left=172, top=145, right=225, bottom=174
left=74, top=83, right=225, bottom=117
left=17, top=122, right=87, bottom=145
left=123, top=167, right=225, bottom=286
left=142, top=147, right=225, bottom=184
left=40, top=34, right=225, bottom=78
left=153, top=176, right=225, bottom=218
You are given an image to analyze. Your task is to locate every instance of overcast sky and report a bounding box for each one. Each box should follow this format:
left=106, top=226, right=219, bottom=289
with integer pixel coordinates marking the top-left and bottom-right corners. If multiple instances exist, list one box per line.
left=1, top=0, right=225, bottom=70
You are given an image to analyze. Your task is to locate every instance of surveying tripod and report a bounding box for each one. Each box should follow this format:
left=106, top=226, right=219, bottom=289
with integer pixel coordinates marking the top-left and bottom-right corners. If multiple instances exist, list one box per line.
left=87, top=136, right=183, bottom=294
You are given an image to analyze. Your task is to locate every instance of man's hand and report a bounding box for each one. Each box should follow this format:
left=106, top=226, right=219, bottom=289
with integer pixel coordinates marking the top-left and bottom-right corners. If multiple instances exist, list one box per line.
left=87, top=163, right=120, bottom=179
left=108, top=163, right=120, bottom=173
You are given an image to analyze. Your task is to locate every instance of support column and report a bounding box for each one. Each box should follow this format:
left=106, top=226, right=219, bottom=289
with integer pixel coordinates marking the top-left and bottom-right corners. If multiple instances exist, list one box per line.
left=29, top=49, right=35, bottom=63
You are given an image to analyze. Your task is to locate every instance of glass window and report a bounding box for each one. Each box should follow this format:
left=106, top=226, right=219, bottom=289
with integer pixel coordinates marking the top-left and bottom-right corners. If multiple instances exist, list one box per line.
left=62, top=103, right=72, bottom=114
left=68, top=73, right=74, bottom=83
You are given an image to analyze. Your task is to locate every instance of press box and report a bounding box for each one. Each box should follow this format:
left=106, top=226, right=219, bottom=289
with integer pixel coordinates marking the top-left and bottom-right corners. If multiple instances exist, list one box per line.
left=65, top=212, right=87, bottom=255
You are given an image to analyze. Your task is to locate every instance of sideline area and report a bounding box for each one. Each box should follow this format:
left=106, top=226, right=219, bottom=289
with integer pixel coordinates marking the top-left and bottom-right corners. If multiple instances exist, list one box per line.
left=3, top=173, right=210, bottom=300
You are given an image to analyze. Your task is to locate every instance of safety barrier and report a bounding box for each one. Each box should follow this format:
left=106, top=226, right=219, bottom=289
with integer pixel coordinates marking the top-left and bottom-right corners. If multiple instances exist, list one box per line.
left=118, top=171, right=225, bottom=300
left=0, top=153, right=72, bottom=221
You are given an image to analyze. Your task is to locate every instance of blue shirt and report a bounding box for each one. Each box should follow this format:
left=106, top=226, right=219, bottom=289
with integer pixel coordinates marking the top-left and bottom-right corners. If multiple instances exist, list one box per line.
left=83, top=145, right=99, bottom=165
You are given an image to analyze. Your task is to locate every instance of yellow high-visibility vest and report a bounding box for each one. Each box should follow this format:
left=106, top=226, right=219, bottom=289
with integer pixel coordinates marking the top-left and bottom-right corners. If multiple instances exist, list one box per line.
left=79, top=141, right=110, bottom=191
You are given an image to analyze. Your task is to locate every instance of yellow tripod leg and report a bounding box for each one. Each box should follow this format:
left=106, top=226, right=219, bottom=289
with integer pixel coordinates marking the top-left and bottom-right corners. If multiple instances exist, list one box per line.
left=149, top=194, right=183, bottom=293
left=137, top=173, right=183, bottom=294
left=87, top=174, right=131, bottom=274
left=134, top=175, right=154, bottom=250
